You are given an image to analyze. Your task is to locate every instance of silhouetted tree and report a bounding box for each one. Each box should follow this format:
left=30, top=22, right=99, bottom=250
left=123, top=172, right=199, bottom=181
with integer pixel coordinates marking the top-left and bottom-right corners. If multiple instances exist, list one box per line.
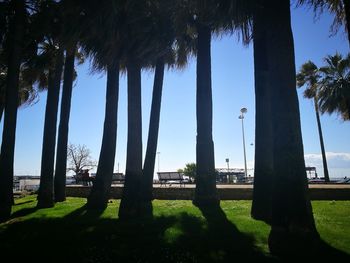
left=296, top=60, right=330, bottom=182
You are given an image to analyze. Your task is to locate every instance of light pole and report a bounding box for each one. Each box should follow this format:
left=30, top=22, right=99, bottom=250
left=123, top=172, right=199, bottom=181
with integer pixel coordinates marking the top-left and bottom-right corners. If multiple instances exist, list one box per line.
left=239, top=108, right=248, bottom=179
left=157, top=152, right=160, bottom=173
left=225, top=158, right=230, bottom=183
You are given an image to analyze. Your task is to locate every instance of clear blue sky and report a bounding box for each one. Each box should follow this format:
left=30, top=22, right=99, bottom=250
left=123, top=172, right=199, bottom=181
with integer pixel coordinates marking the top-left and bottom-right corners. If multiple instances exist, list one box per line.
left=1, top=5, right=349, bottom=179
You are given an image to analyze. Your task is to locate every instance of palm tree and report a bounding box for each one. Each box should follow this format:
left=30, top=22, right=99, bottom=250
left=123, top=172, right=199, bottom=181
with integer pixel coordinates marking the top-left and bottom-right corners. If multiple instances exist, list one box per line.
left=296, top=61, right=330, bottom=182
left=119, top=0, right=162, bottom=219
left=194, top=20, right=218, bottom=206
left=191, top=0, right=254, bottom=207
left=37, top=43, right=64, bottom=208
left=298, top=0, right=350, bottom=46
left=54, top=0, right=87, bottom=202
left=177, top=0, right=220, bottom=207
left=251, top=0, right=319, bottom=255
left=87, top=62, right=119, bottom=210
left=118, top=61, right=143, bottom=219
left=31, top=0, right=67, bottom=208
left=140, top=0, right=178, bottom=216
left=140, top=59, right=165, bottom=214
left=81, top=0, right=122, bottom=210
left=318, top=53, right=350, bottom=120
left=214, top=0, right=273, bottom=223
left=54, top=44, right=77, bottom=202
left=250, top=2, right=274, bottom=224
left=0, top=0, right=26, bottom=222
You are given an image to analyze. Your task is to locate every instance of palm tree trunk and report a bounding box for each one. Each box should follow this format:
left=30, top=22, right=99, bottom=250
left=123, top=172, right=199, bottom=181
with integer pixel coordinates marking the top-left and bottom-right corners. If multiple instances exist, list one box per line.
left=343, top=0, right=350, bottom=46
left=119, top=63, right=143, bottom=219
left=0, top=103, right=3, bottom=123
left=37, top=47, right=64, bottom=208
left=54, top=45, right=76, bottom=202
left=251, top=8, right=274, bottom=224
left=266, top=0, right=319, bottom=255
left=0, top=0, right=25, bottom=222
left=141, top=59, right=164, bottom=214
left=193, top=23, right=219, bottom=207
left=314, top=97, right=330, bottom=182
left=87, top=61, right=119, bottom=210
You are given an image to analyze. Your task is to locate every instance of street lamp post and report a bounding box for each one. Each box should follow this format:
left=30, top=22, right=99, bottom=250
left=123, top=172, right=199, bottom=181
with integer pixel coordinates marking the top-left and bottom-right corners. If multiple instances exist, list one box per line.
left=239, top=108, right=248, bottom=179
left=225, top=158, right=230, bottom=183
left=157, top=152, right=160, bottom=173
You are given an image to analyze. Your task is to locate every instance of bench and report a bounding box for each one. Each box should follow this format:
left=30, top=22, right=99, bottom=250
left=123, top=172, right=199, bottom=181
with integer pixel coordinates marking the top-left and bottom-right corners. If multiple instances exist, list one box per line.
left=157, top=172, right=185, bottom=187
left=111, top=173, right=125, bottom=184
left=87, top=173, right=125, bottom=185
left=74, top=173, right=94, bottom=186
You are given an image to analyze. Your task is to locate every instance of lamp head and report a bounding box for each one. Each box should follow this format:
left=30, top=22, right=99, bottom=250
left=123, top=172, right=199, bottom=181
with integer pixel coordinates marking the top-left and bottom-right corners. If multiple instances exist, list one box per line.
left=240, top=108, right=247, bottom=114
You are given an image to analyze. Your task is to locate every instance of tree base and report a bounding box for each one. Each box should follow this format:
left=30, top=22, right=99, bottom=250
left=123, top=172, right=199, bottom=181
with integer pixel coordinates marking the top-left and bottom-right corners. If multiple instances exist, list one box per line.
left=138, top=200, right=153, bottom=218
left=193, top=194, right=220, bottom=208
left=118, top=200, right=139, bottom=220
left=36, top=199, right=55, bottom=209
left=54, top=197, right=66, bottom=203
left=268, top=225, right=320, bottom=258
left=86, top=191, right=108, bottom=210
left=0, top=206, right=11, bottom=223
left=251, top=211, right=272, bottom=225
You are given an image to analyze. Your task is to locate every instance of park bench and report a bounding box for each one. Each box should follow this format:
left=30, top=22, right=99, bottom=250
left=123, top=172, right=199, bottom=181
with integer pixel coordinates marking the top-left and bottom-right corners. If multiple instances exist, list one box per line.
left=85, top=173, right=125, bottom=185
left=75, top=173, right=94, bottom=186
left=111, top=173, right=125, bottom=184
left=157, top=172, right=185, bottom=187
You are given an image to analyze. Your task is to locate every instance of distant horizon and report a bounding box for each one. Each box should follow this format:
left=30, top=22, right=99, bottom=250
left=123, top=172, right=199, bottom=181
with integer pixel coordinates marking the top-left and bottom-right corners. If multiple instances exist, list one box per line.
left=13, top=160, right=348, bottom=179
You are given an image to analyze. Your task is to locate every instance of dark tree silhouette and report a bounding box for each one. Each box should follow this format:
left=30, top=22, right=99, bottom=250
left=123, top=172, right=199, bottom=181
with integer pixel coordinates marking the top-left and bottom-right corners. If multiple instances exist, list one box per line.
left=0, top=0, right=26, bottom=222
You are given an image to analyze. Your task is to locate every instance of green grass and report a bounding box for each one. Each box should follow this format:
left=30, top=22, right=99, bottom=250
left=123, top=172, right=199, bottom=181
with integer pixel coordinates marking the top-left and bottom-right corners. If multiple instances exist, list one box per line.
left=1, top=195, right=349, bottom=262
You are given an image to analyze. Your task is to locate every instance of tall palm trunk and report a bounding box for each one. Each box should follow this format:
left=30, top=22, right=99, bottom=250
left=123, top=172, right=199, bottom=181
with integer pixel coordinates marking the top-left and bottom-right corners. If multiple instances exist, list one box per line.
left=54, top=45, right=76, bottom=202
left=0, top=103, right=3, bottom=123
left=193, top=23, right=219, bottom=207
left=37, top=47, right=64, bottom=208
left=141, top=59, right=165, bottom=214
left=266, top=0, right=318, bottom=254
left=314, top=96, right=330, bottom=182
left=87, top=62, right=119, bottom=209
left=251, top=7, right=274, bottom=224
left=343, top=0, right=350, bottom=45
left=119, top=63, right=143, bottom=219
left=0, top=0, right=25, bottom=222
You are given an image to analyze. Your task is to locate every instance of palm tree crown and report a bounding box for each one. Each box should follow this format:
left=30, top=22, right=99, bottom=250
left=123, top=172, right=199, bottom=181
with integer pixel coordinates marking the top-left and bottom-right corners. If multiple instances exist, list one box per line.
left=318, top=53, right=350, bottom=120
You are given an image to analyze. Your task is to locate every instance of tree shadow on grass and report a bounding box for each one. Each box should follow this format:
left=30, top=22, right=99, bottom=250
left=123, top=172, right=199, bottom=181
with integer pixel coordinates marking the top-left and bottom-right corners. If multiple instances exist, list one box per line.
left=1, top=201, right=349, bottom=263
left=189, top=204, right=278, bottom=262
left=13, top=200, right=34, bottom=206
left=10, top=206, right=38, bottom=219
left=0, top=207, right=178, bottom=262
left=291, top=236, right=350, bottom=262
left=0, top=202, right=275, bottom=263
left=313, top=239, right=350, bottom=261
left=64, top=203, right=105, bottom=221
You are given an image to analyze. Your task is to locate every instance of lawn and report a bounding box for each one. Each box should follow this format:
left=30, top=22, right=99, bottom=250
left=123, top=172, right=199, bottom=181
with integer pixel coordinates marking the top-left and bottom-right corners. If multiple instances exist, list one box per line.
left=0, top=195, right=349, bottom=262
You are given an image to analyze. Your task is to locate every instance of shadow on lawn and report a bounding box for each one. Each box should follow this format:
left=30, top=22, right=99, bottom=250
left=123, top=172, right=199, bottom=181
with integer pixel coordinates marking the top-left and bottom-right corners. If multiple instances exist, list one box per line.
left=1, top=202, right=349, bottom=263
left=194, top=204, right=273, bottom=262
left=10, top=206, right=38, bottom=218
left=0, top=202, right=276, bottom=263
